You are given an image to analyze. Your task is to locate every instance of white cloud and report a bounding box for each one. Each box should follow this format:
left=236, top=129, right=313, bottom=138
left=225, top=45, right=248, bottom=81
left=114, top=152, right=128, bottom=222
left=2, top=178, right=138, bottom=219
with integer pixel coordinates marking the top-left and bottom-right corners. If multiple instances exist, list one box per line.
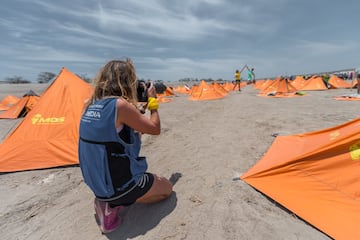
left=0, top=0, right=359, bottom=82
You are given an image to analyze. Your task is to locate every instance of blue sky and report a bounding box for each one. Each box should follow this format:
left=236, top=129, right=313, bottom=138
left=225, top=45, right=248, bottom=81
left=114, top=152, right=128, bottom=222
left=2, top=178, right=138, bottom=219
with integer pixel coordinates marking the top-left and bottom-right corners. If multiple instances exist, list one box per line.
left=1, top=0, right=359, bottom=82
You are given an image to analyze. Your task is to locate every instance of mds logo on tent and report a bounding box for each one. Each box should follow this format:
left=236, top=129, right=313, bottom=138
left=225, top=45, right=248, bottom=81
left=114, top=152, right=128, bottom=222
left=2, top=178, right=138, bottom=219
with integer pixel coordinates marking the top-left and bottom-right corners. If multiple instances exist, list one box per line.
left=31, top=113, right=65, bottom=125
left=350, top=141, right=360, bottom=161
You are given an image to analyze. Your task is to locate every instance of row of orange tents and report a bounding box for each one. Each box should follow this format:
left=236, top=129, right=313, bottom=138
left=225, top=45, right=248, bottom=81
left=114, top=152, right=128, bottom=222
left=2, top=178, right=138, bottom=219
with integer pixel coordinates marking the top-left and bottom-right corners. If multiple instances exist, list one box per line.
left=0, top=90, right=40, bottom=118
left=173, top=80, right=248, bottom=101
left=0, top=69, right=188, bottom=172
left=254, top=74, right=355, bottom=98
left=1, top=70, right=359, bottom=239
left=0, top=77, right=245, bottom=171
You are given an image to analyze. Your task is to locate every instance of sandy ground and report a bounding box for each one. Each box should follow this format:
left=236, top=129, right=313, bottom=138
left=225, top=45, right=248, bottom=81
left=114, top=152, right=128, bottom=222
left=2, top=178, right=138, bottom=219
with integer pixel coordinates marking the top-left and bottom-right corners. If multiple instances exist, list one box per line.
left=0, top=82, right=359, bottom=240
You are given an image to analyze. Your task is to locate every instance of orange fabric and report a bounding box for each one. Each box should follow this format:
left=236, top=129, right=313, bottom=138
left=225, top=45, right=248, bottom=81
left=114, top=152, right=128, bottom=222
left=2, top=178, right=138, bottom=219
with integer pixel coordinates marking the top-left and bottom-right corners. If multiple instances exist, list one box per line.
left=221, top=82, right=234, bottom=91
left=259, top=78, right=279, bottom=93
left=0, top=95, right=20, bottom=110
left=156, top=87, right=175, bottom=99
left=241, top=117, right=360, bottom=240
left=253, top=79, right=266, bottom=89
left=328, top=75, right=351, bottom=89
left=0, top=95, right=40, bottom=118
left=212, top=82, right=229, bottom=95
left=157, top=87, right=174, bottom=97
left=173, top=85, right=190, bottom=94
left=259, top=77, right=298, bottom=97
left=0, top=103, right=6, bottom=111
left=299, top=76, right=328, bottom=90
left=291, top=76, right=306, bottom=90
left=188, top=80, right=226, bottom=101
left=0, top=67, right=94, bottom=172
left=165, top=87, right=174, bottom=96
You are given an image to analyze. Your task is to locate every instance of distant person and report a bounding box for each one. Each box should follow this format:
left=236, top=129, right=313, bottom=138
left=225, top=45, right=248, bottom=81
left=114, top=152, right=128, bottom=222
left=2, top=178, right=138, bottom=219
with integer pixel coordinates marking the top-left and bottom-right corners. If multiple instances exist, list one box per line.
left=247, top=67, right=255, bottom=84
left=356, top=67, right=360, bottom=94
left=78, top=59, right=173, bottom=233
left=233, top=69, right=241, bottom=91
left=323, top=73, right=330, bottom=88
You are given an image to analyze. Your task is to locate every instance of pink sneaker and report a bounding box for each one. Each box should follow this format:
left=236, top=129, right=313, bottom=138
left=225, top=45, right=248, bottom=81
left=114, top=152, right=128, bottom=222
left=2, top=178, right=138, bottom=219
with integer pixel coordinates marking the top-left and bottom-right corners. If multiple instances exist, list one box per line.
left=94, top=198, right=123, bottom=233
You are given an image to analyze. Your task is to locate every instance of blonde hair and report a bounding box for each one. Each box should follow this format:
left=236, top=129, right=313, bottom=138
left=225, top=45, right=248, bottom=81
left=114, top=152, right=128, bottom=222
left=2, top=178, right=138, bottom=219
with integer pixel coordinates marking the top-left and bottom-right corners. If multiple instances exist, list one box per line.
left=90, top=58, right=138, bottom=106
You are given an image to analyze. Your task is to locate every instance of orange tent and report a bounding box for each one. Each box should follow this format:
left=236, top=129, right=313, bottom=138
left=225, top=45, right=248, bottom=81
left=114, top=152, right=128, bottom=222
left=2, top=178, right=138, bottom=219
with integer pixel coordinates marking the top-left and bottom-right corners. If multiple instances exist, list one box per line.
left=299, top=76, right=328, bottom=91
left=253, top=79, right=266, bottom=90
left=173, top=85, right=191, bottom=94
left=0, top=67, right=94, bottom=172
left=259, top=77, right=299, bottom=97
left=241, top=117, right=360, bottom=240
left=0, top=90, right=40, bottom=119
left=0, top=95, right=20, bottom=111
left=212, top=82, right=229, bottom=96
left=156, top=86, right=174, bottom=98
left=328, top=75, right=351, bottom=89
left=156, top=86, right=175, bottom=103
left=258, top=79, right=277, bottom=92
left=188, top=80, right=226, bottom=101
left=221, top=82, right=234, bottom=91
left=291, top=75, right=307, bottom=90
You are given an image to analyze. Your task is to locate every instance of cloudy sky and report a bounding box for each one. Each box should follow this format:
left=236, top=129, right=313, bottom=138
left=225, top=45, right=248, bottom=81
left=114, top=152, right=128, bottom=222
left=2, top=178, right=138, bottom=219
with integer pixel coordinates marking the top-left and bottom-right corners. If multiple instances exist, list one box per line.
left=1, top=0, right=359, bottom=82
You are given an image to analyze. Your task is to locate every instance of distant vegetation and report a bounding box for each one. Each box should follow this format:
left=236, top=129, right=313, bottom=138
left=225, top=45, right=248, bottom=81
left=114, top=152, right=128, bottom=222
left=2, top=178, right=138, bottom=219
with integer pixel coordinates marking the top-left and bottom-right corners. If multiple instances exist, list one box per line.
left=37, top=72, right=56, bottom=83
left=179, top=77, right=225, bottom=83
left=1, top=72, right=92, bottom=84
left=76, top=74, right=92, bottom=83
left=4, top=76, right=31, bottom=84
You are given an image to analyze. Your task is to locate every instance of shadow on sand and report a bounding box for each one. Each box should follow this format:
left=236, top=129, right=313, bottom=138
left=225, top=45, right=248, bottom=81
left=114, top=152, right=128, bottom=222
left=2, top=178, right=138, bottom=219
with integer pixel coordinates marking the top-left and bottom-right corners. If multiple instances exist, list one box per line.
left=105, top=172, right=182, bottom=239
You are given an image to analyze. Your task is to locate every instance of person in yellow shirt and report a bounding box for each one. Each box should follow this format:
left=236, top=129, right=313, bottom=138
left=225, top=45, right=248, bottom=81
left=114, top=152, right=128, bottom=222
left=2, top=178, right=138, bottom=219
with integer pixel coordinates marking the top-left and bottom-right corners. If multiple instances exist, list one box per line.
left=233, top=69, right=241, bottom=91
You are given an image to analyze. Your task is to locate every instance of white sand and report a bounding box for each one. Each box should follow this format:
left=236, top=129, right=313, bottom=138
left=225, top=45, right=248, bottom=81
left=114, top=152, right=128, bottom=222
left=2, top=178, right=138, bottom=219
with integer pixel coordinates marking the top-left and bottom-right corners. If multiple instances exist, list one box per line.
left=1, top=83, right=358, bottom=240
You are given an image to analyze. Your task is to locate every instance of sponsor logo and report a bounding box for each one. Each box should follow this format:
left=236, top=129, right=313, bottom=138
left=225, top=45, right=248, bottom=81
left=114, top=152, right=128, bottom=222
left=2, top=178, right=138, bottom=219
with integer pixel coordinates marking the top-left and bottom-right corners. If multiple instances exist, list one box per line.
left=84, top=110, right=101, bottom=118
left=31, top=114, right=65, bottom=125
left=349, top=141, right=360, bottom=161
left=329, top=131, right=340, bottom=140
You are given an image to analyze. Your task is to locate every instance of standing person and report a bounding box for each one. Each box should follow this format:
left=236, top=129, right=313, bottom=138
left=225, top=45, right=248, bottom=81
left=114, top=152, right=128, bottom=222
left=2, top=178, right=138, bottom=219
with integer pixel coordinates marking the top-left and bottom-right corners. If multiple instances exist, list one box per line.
left=78, top=59, right=173, bottom=233
left=247, top=67, right=255, bottom=84
left=355, top=67, right=360, bottom=94
left=233, top=69, right=241, bottom=91
left=323, top=73, right=330, bottom=88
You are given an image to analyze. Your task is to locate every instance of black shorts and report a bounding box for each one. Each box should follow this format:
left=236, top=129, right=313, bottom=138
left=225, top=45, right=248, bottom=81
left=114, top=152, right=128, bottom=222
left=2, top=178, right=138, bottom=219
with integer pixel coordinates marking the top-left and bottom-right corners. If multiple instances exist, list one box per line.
left=98, top=173, right=154, bottom=207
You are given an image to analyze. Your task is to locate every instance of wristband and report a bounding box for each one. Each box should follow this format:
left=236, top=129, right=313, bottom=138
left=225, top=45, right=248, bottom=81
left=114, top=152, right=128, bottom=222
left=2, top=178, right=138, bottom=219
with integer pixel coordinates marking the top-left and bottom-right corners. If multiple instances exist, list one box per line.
left=147, top=97, right=159, bottom=111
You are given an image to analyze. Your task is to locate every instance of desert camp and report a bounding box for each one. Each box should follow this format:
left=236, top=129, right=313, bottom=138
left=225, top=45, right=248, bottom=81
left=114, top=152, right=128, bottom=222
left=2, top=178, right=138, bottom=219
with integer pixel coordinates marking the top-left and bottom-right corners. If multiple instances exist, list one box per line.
left=1, top=75, right=360, bottom=239
left=2, top=1, right=360, bottom=240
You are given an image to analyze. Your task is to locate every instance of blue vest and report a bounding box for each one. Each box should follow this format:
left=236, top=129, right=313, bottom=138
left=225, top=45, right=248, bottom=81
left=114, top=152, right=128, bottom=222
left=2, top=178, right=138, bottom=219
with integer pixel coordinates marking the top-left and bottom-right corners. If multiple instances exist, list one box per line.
left=78, top=98, right=147, bottom=198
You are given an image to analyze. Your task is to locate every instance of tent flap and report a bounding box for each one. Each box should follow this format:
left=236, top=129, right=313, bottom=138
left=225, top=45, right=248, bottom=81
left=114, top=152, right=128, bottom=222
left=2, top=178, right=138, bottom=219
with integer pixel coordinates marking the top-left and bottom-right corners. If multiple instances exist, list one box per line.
left=241, top=117, right=360, bottom=240
left=0, top=67, right=94, bottom=172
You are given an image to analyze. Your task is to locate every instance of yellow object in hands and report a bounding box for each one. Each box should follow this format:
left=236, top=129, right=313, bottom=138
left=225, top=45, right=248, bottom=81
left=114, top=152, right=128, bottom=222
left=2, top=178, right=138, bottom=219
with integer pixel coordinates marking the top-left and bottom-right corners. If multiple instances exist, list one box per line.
left=147, top=97, right=159, bottom=111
